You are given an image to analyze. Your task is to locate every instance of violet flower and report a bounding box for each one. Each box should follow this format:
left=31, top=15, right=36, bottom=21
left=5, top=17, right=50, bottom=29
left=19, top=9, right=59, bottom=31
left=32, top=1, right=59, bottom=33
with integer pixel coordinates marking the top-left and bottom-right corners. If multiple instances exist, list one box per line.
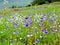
left=30, top=21, right=32, bottom=24
left=25, top=17, right=29, bottom=19
left=25, top=23, right=28, bottom=27
left=36, top=39, right=40, bottom=43
left=15, top=31, right=19, bottom=34
left=42, top=28, right=45, bottom=32
left=45, top=30, right=48, bottom=34
left=13, top=22, right=19, bottom=26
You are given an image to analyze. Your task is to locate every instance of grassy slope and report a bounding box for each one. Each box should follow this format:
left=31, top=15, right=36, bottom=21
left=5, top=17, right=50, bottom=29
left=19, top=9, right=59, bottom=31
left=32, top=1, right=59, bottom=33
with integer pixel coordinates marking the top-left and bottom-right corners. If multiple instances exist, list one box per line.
left=0, top=2, right=60, bottom=15
left=0, top=2, right=60, bottom=45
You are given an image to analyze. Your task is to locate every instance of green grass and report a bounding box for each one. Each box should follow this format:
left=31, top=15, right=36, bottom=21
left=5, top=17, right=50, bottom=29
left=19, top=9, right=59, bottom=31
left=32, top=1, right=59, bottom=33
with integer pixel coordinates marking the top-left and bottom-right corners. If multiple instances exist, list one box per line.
left=0, top=2, right=60, bottom=45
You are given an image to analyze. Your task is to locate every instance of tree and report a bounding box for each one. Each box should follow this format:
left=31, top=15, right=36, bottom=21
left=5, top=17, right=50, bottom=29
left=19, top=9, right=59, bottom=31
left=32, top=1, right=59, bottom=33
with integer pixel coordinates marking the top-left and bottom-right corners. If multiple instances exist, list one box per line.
left=27, top=0, right=60, bottom=6
left=11, top=5, right=16, bottom=8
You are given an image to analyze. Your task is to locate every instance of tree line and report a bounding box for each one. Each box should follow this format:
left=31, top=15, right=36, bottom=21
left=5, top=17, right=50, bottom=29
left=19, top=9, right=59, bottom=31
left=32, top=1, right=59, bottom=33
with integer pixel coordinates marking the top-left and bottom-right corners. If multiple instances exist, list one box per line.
left=27, top=0, right=60, bottom=6
left=10, top=0, right=60, bottom=8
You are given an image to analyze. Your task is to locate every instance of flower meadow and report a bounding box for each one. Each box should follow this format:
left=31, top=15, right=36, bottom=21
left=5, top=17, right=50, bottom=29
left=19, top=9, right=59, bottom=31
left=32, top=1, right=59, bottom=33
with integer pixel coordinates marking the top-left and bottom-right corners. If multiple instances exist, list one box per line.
left=0, top=1, right=60, bottom=45
left=0, top=11, right=60, bottom=45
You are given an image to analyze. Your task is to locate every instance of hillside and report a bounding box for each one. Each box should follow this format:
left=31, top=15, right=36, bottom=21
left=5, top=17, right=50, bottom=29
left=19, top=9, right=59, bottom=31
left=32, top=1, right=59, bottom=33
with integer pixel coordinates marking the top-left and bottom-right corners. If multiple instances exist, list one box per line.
left=0, top=2, right=60, bottom=45
left=0, top=2, right=60, bottom=15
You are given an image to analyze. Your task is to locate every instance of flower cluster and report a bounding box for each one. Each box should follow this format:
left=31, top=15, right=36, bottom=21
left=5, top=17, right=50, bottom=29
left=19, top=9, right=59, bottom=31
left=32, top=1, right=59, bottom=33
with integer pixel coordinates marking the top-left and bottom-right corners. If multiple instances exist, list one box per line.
left=0, top=12, right=60, bottom=45
left=4, top=0, right=8, bottom=9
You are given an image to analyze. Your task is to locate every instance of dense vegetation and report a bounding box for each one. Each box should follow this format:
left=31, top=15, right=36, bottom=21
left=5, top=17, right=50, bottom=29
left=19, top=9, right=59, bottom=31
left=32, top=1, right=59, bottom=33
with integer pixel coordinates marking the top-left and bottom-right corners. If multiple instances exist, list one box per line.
left=0, top=2, right=60, bottom=45
left=27, top=0, right=60, bottom=6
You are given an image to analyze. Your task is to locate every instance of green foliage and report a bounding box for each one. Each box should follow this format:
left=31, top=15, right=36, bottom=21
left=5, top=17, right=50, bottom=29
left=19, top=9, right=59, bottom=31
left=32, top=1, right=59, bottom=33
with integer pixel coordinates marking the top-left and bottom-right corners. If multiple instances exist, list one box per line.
left=27, top=0, right=60, bottom=6
left=10, top=5, right=16, bottom=8
left=0, top=2, right=60, bottom=45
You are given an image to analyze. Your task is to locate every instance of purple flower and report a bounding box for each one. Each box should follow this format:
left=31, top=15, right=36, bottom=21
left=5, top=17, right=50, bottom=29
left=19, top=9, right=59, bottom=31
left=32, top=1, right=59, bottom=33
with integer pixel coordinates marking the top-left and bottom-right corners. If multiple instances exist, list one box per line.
left=45, top=30, right=48, bottom=34
left=28, top=32, right=31, bottom=35
left=44, top=16, right=48, bottom=20
left=42, top=29, right=48, bottom=34
left=34, top=30, right=36, bottom=33
left=40, top=20, right=43, bottom=22
left=51, top=29, right=55, bottom=33
left=39, top=21, right=42, bottom=25
left=25, top=17, right=29, bottom=19
left=51, top=29, right=54, bottom=32
left=25, top=23, right=28, bottom=27
left=36, top=39, right=40, bottom=43
left=42, top=28, right=45, bottom=32
left=30, top=21, right=32, bottom=24
left=40, top=18, right=43, bottom=19
left=13, top=22, right=19, bottom=26
left=15, top=31, right=18, bottom=34
left=39, top=19, right=43, bottom=25
left=40, top=17, right=43, bottom=22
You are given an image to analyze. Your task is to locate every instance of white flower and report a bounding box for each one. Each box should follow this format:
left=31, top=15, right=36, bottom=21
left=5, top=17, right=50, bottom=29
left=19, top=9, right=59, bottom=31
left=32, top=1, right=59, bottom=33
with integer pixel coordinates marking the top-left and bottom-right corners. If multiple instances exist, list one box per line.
left=6, top=1, right=8, bottom=3
left=27, top=35, right=30, bottom=37
left=30, top=34, right=33, bottom=36
left=14, top=39, right=17, bottom=41
left=37, top=20, right=39, bottom=22
left=4, top=0, right=7, bottom=1
left=59, top=25, right=60, bottom=27
left=4, top=0, right=8, bottom=4
left=32, top=27, right=33, bottom=28
left=58, top=22, right=60, bottom=24
left=20, top=38, right=22, bottom=40
left=1, top=31, right=3, bottom=34
left=4, top=2, right=6, bottom=5
left=35, top=27, right=37, bottom=28
left=6, top=22, right=9, bottom=24
left=40, top=35, right=43, bottom=38
left=15, top=17, right=19, bottom=20
left=34, top=19, right=35, bottom=21
left=13, top=32, right=15, bottom=34
left=37, top=32, right=38, bottom=34
left=55, top=30, right=58, bottom=32
left=10, top=43, right=13, bottom=45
